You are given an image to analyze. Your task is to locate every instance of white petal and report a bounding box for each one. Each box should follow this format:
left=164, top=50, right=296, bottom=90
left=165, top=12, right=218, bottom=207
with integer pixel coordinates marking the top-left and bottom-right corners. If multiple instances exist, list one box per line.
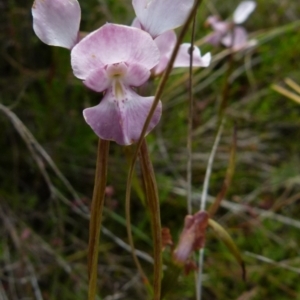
left=173, top=44, right=211, bottom=68
left=233, top=1, right=256, bottom=24
left=132, top=0, right=194, bottom=37
left=32, top=0, right=81, bottom=49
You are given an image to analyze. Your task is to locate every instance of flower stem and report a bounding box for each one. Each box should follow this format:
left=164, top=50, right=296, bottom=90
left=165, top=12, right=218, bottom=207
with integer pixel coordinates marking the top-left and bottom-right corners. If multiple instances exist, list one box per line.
left=197, top=120, right=224, bottom=300
left=125, top=150, right=150, bottom=286
left=187, top=8, right=198, bottom=215
left=124, top=0, right=204, bottom=296
left=88, top=139, right=110, bottom=300
left=139, top=140, right=162, bottom=300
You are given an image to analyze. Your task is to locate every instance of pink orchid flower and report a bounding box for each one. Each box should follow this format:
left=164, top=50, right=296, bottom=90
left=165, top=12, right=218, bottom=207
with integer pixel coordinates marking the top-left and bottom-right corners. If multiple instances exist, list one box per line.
left=32, top=0, right=162, bottom=145
left=205, top=1, right=257, bottom=51
left=173, top=211, right=209, bottom=264
left=72, top=24, right=162, bottom=145
left=132, top=0, right=211, bottom=75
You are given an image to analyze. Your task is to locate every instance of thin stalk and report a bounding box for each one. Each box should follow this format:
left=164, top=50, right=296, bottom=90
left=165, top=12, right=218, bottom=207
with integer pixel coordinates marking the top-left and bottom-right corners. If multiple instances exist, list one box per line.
left=125, top=151, right=150, bottom=286
left=139, top=140, right=162, bottom=300
left=218, top=26, right=235, bottom=121
left=200, top=120, right=224, bottom=211
left=187, top=12, right=197, bottom=215
left=187, top=12, right=199, bottom=300
left=124, top=0, right=204, bottom=293
left=208, top=126, right=237, bottom=217
left=198, top=30, right=235, bottom=298
left=88, top=139, right=110, bottom=300
left=197, top=120, right=224, bottom=300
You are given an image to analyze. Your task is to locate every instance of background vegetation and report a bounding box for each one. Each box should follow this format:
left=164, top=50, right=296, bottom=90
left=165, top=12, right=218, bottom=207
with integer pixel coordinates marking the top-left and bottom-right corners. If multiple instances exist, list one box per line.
left=1, top=0, right=300, bottom=299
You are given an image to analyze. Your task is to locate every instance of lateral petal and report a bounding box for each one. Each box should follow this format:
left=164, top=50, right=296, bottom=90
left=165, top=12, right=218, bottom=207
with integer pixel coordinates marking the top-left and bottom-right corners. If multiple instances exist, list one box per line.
left=83, top=88, right=162, bottom=145
left=83, top=67, right=111, bottom=92
left=132, top=0, right=194, bottom=37
left=32, top=0, right=81, bottom=49
left=152, top=30, right=177, bottom=75
left=123, top=64, right=151, bottom=87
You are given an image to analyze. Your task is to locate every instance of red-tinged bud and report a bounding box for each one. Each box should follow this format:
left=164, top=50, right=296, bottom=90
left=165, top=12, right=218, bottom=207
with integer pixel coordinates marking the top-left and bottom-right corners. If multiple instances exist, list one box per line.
left=173, top=211, right=209, bottom=264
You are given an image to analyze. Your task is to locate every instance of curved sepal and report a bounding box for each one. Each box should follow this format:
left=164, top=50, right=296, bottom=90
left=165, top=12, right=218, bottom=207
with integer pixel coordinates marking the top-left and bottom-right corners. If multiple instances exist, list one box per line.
left=32, top=0, right=81, bottom=49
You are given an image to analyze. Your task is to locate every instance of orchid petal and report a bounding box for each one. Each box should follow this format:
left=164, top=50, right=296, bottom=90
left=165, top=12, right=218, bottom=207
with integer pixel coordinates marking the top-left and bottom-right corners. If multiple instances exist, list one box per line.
left=32, top=0, right=81, bottom=49
left=83, top=67, right=110, bottom=92
left=173, top=44, right=211, bottom=68
left=221, top=26, right=248, bottom=50
left=152, top=30, right=177, bottom=75
left=206, top=16, right=230, bottom=33
left=123, top=64, right=151, bottom=86
left=152, top=55, right=170, bottom=76
left=71, top=24, right=159, bottom=80
left=233, top=1, right=256, bottom=24
left=83, top=88, right=162, bottom=145
left=132, top=0, right=194, bottom=37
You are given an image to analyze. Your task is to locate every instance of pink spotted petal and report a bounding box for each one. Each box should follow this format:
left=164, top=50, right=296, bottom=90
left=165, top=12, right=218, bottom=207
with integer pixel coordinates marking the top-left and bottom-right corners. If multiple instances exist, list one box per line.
left=83, top=67, right=110, bottom=92
left=233, top=1, right=256, bottom=24
left=83, top=88, right=162, bottom=145
left=132, top=0, right=194, bottom=37
left=71, top=24, right=159, bottom=80
left=173, top=44, right=211, bottom=68
left=123, top=64, right=151, bottom=87
left=221, top=26, right=248, bottom=50
left=32, top=0, right=81, bottom=49
left=152, top=30, right=177, bottom=75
